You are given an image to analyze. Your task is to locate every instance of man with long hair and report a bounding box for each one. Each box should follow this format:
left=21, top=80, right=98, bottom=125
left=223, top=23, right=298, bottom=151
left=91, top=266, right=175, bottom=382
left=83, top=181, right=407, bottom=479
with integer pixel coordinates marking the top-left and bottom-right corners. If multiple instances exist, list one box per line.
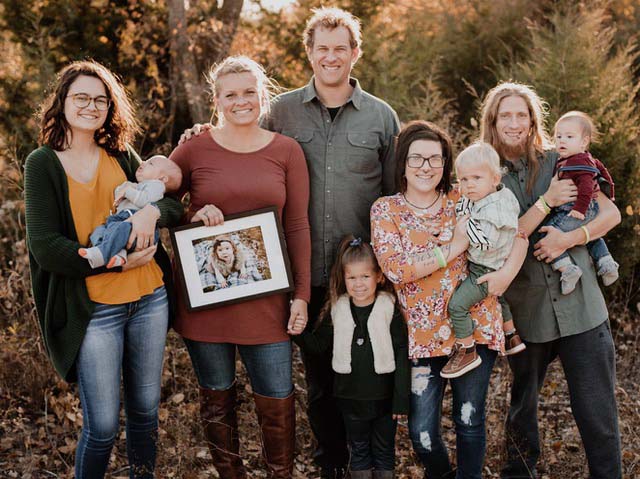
left=479, top=82, right=622, bottom=479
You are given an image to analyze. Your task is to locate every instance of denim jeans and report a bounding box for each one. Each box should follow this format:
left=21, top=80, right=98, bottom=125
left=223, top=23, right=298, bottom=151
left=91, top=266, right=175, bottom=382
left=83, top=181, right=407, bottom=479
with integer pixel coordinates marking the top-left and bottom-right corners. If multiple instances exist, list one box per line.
left=90, top=209, right=160, bottom=261
left=299, top=286, right=349, bottom=471
left=545, top=200, right=610, bottom=267
left=184, top=338, right=293, bottom=398
left=409, top=345, right=497, bottom=479
left=501, top=321, right=621, bottom=479
left=75, top=286, right=169, bottom=479
left=338, top=399, right=396, bottom=472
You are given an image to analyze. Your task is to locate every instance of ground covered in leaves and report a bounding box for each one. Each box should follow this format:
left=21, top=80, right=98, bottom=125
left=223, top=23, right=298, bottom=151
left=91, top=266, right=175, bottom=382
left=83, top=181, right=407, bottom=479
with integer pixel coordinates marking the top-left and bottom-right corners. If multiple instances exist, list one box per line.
left=1, top=323, right=639, bottom=478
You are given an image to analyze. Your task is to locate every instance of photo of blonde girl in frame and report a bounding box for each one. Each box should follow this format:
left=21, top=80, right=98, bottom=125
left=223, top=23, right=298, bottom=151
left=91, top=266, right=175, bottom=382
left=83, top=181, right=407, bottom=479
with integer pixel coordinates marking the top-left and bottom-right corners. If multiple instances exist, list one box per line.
left=193, top=227, right=271, bottom=293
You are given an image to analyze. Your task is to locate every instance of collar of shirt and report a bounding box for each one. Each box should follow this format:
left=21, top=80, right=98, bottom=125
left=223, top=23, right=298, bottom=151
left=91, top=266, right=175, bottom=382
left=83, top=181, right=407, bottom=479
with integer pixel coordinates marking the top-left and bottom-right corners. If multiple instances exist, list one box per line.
left=472, top=183, right=507, bottom=210
left=302, top=76, right=363, bottom=110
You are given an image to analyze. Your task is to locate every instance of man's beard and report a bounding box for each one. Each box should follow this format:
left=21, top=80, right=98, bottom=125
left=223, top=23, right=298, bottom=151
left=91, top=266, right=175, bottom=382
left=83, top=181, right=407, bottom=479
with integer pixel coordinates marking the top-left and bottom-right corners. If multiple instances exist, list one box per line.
left=497, top=141, right=527, bottom=161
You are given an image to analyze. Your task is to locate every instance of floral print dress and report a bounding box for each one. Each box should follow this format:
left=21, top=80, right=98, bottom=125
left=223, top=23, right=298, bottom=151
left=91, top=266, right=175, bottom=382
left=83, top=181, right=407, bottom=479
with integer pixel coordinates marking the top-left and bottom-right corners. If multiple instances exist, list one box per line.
left=371, top=189, right=504, bottom=359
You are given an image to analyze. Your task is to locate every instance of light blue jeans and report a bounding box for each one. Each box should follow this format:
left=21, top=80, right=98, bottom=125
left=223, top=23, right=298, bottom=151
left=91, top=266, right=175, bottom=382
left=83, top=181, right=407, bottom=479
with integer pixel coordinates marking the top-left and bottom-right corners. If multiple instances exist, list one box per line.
left=75, top=286, right=169, bottom=479
left=183, top=339, right=293, bottom=398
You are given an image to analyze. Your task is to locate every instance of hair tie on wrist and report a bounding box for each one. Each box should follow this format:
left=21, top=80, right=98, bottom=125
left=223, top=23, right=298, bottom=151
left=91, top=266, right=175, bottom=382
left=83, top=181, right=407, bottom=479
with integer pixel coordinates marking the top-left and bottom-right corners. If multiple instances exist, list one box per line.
left=434, top=247, right=447, bottom=268
left=580, top=226, right=590, bottom=245
left=349, top=237, right=362, bottom=247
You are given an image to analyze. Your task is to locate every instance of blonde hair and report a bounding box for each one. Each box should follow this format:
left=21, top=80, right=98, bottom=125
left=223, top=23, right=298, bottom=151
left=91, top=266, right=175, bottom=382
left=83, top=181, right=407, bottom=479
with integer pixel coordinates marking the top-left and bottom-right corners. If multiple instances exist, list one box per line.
left=456, top=142, right=503, bottom=178
left=303, top=7, right=362, bottom=60
left=554, top=111, right=599, bottom=146
left=206, top=55, right=279, bottom=126
left=480, top=82, right=552, bottom=193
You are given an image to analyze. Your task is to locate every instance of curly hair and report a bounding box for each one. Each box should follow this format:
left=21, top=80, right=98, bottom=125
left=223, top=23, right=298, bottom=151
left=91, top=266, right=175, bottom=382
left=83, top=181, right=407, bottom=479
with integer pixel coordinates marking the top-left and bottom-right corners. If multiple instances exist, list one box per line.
left=38, top=60, right=140, bottom=154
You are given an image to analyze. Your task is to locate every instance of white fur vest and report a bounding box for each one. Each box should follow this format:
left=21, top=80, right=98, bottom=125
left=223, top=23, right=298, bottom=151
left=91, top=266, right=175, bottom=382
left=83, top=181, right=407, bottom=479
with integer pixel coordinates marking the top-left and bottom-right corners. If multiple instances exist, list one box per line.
left=331, top=291, right=396, bottom=374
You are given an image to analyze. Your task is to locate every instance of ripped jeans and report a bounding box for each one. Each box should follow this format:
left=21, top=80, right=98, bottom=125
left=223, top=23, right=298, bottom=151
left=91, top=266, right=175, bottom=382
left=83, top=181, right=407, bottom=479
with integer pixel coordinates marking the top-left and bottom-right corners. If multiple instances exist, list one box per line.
left=408, top=345, right=497, bottom=479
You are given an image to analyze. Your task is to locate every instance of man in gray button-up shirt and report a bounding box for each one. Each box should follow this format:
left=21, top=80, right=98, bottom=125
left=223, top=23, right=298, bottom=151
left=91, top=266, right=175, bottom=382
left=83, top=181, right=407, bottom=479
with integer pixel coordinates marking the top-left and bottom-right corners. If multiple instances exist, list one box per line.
left=263, top=7, right=400, bottom=478
left=479, top=82, right=622, bottom=479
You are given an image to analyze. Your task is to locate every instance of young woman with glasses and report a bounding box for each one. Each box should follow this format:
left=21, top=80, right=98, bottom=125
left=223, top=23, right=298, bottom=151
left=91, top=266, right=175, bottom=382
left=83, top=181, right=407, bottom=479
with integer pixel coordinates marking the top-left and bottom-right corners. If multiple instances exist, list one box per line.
left=24, top=60, right=183, bottom=478
left=371, top=120, right=527, bottom=479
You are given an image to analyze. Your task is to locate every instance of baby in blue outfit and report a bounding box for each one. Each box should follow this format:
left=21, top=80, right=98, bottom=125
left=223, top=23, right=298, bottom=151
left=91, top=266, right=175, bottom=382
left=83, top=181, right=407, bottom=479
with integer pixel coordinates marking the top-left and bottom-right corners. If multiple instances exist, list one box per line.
left=79, top=155, right=182, bottom=268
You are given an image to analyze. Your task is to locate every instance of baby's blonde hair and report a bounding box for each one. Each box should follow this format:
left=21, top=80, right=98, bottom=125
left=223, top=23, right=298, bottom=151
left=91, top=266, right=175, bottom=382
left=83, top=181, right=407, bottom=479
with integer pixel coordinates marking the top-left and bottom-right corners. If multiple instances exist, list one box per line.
left=455, top=141, right=503, bottom=178
left=554, top=111, right=599, bottom=147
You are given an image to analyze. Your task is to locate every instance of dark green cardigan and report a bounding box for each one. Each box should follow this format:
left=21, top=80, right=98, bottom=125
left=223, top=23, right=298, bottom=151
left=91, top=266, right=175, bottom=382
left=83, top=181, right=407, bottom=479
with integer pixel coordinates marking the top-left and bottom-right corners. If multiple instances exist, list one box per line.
left=24, top=145, right=184, bottom=383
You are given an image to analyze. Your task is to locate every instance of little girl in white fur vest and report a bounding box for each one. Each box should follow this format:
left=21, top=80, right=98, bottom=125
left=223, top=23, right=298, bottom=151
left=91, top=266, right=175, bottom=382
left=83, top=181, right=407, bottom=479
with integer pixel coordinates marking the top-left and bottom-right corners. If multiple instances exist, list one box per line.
left=292, top=235, right=410, bottom=479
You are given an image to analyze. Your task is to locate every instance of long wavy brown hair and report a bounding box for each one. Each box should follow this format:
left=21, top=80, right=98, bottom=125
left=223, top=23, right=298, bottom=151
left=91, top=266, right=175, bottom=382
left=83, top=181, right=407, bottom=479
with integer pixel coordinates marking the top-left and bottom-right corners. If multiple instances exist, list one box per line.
left=479, top=82, right=552, bottom=193
left=38, top=60, right=140, bottom=154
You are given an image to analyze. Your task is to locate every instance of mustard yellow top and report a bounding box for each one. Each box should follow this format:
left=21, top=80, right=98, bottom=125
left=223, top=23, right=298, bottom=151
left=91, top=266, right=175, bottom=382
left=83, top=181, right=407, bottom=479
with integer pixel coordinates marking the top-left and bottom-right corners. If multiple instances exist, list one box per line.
left=67, top=149, right=163, bottom=304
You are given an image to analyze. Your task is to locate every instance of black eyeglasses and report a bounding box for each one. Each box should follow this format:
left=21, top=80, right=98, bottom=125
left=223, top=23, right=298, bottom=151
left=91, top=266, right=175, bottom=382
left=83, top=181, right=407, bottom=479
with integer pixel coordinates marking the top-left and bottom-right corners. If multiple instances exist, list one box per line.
left=406, top=154, right=445, bottom=168
left=66, top=93, right=111, bottom=111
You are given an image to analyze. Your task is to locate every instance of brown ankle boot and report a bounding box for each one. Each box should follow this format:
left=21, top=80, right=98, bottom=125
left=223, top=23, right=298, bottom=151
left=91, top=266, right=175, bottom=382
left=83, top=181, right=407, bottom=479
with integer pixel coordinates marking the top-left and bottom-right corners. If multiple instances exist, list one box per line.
left=200, top=384, right=247, bottom=479
left=253, top=391, right=295, bottom=478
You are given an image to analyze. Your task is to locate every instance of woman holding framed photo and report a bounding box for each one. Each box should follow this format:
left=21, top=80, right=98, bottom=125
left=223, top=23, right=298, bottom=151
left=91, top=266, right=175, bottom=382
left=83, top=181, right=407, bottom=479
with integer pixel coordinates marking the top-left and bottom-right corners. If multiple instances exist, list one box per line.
left=169, top=55, right=311, bottom=478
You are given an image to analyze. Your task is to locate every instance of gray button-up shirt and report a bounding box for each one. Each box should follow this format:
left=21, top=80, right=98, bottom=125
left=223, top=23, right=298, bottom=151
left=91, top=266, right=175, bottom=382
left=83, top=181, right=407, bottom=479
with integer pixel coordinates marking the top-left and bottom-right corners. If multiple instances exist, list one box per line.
left=264, top=78, right=400, bottom=287
left=502, top=151, right=608, bottom=342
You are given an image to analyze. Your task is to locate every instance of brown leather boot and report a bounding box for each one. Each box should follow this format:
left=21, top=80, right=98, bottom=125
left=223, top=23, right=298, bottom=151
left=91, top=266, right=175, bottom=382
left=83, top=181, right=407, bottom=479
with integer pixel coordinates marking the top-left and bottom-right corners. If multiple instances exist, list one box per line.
left=200, top=384, right=247, bottom=479
left=253, top=391, right=295, bottom=478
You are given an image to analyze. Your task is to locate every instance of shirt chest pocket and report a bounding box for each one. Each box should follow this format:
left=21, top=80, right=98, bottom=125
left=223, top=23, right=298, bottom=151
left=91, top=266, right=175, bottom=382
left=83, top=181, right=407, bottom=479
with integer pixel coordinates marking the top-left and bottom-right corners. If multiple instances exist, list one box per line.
left=346, top=132, right=381, bottom=173
left=282, top=128, right=321, bottom=160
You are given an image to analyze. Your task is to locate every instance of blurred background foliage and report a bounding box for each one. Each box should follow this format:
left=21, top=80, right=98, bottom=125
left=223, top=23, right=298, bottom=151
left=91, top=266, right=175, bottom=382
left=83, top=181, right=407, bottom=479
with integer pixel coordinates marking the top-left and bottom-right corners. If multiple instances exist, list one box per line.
left=3, top=0, right=638, bottom=318
left=1, top=0, right=639, bottom=475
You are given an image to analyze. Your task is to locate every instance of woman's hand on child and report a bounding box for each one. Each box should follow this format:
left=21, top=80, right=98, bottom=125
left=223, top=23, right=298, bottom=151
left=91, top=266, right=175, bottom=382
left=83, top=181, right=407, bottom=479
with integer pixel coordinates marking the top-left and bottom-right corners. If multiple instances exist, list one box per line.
left=544, top=174, right=577, bottom=207
left=568, top=210, right=585, bottom=220
left=287, top=298, right=308, bottom=335
left=452, top=214, right=471, bottom=250
left=192, top=204, right=224, bottom=226
left=126, top=204, right=160, bottom=251
left=477, top=268, right=513, bottom=296
left=178, top=123, right=212, bottom=145
left=534, top=225, right=574, bottom=262
left=122, top=244, right=157, bottom=271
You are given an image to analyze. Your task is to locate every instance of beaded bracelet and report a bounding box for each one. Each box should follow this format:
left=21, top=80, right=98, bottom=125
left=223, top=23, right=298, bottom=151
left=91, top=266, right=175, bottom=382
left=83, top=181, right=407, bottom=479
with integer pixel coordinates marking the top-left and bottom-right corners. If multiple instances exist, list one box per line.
left=433, top=247, right=447, bottom=268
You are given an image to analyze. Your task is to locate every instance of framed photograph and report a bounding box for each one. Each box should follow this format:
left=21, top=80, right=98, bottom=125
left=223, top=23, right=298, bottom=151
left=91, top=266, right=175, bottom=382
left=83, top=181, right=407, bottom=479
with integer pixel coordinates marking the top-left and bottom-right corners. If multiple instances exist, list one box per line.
left=170, top=206, right=294, bottom=311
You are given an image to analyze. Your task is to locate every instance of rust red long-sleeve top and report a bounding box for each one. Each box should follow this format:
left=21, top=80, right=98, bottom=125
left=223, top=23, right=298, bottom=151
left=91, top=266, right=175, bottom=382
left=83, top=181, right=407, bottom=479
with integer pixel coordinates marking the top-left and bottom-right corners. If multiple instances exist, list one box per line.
left=555, top=152, right=615, bottom=215
left=169, top=133, right=311, bottom=344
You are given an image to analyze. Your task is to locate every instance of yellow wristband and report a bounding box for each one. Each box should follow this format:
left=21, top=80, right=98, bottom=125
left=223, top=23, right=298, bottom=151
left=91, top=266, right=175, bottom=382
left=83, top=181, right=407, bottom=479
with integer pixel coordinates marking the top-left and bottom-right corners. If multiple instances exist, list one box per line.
left=538, top=196, right=551, bottom=215
left=580, top=226, right=590, bottom=245
left=433, top=247, right=447, bottom=268
left=534, top=199, right=547, bottom=215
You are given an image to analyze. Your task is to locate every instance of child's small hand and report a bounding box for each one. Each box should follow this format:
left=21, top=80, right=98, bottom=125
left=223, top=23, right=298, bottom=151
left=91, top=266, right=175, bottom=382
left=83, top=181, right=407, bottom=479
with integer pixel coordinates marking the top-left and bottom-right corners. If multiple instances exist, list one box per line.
left=393, top=414, right=407, bottom=422
left=287, top=298, right=308, bottom=335
left=220, top=279, right=228, bottom=288
left=112, top=192, right=126, bottom=212
left=568, top=210, right=585, bottom=220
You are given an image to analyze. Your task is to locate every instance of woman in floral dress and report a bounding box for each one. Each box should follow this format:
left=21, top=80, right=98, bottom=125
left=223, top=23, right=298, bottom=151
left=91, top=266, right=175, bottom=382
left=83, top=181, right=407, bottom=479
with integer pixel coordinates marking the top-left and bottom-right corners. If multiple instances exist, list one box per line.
left=371, top=121, right=526, bottom=479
